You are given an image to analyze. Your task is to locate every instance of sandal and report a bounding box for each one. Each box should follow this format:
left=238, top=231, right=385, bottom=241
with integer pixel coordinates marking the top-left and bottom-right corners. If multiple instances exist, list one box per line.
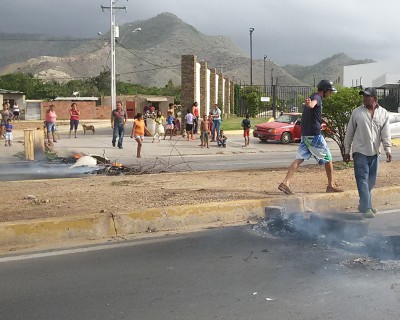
left=278, top=182, right=294, bottom=195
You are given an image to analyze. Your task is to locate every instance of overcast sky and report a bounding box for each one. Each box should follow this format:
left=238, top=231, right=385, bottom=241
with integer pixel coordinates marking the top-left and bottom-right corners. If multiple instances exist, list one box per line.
left=1, top=0, right=399, bottom=65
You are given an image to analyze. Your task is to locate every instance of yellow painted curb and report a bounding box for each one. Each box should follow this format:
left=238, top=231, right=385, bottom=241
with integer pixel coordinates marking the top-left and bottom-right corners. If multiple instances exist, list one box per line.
left=0, top=186, right=399, bottom=248
left=0, top=214, right=113, bottom=246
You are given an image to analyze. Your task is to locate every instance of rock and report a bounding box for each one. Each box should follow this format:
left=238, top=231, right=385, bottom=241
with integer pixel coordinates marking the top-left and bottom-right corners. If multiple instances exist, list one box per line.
left=24, top=195, right=37, bottom=200
left=100, top=209, right=107, bottom=213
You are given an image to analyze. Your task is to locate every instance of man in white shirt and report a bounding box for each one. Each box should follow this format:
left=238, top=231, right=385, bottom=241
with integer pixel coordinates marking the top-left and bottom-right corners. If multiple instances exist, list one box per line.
left=211, top=104, right=221, bottom=142
left=344, top=87, right=392, bottom=218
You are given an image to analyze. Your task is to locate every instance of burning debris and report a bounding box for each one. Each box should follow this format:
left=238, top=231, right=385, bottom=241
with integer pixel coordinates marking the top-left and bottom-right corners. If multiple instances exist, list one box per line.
left=93, top=157, right=192, bottom=176
left=256, top=206, right=400, bottom=262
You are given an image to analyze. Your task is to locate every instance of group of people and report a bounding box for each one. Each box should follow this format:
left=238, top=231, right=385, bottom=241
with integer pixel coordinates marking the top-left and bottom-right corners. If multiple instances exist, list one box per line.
left=110, top=101, right=232, bottom=157
left=278, top=80, right=392, bottom=219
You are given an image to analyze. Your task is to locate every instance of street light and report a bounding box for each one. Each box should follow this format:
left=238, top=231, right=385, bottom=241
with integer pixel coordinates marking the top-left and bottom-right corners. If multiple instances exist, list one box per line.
left=263, top=55, right=267, bottom=95
left=249, top=27, right=255, bottom=86
left=117, top=27, right=142, bottom=43
left=271, top=68, right=274, bottom=86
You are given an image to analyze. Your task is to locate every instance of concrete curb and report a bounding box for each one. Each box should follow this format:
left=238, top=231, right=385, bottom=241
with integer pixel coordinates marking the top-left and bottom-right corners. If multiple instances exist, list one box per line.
left=0, top=187, right=399, bottom=248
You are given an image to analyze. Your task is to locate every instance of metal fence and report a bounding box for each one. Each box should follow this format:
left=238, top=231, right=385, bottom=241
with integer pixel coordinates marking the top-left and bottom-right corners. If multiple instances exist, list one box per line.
left=235, top=85, right=313, bottom=119
left=235, top=85, right=400, bottom=117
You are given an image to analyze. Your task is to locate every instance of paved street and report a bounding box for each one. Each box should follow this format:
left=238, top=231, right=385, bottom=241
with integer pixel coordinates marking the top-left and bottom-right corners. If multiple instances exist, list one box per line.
left=1, top=218, right=400, bottom=320
left=1, top=124, right=399, bottom=180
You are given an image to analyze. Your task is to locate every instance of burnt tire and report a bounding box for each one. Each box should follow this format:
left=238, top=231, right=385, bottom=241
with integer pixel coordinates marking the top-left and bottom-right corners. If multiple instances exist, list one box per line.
left=280, top=132, right=292, bottom=144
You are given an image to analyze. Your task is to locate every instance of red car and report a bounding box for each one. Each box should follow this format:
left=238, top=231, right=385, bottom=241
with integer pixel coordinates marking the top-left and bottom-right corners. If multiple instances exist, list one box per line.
left=253, top=113, right=302, bottom=144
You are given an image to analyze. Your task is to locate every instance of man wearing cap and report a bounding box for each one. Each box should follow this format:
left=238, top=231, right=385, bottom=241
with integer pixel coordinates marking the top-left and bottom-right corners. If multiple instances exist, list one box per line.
left=344, top=87, right=392, bottom=218
left=278, top=80, right=344, bottom=195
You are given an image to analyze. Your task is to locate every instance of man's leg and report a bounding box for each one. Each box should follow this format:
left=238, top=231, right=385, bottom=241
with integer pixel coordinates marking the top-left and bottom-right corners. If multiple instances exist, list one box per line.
left=324, top=161, right=334, bottom=187
left=281, top=159, right=304, bottom=187
left=368, top=155, right=378, bottom=210
left=216, top=120, right=221, bottom=137
left=112, top=126, right=118, bottom=147
left=118, top=125, right=125, bottom=148
left=353, top=152, right=370, bottom=212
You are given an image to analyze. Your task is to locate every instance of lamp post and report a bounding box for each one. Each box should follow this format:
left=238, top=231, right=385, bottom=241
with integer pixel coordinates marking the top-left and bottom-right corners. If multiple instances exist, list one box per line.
left=263, top=55, right=267, bottom=95
left=249, top=27, right=255, bottom=86
left=117, top=27, right=142, bottom=43
left=271, top=68, right=274, bottom=86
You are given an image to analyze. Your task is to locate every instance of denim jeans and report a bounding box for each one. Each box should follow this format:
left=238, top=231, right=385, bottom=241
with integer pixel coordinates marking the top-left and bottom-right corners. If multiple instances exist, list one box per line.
left=193, top=116, right=199, bottom=134
left=211, top=120, right=221, bottom=140
left=353, top=152, right=378, bottom=212
left=112, top=123, right=125, bottom=147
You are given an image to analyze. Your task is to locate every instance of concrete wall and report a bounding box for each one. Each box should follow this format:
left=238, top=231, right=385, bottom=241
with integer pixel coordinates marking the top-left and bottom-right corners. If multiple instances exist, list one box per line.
left=40, top=101, right=109, bottom=120
left=102, top=95, right=174, bottom=119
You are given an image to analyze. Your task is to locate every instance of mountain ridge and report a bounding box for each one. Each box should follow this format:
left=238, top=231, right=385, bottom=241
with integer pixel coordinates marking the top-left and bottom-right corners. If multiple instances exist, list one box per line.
left=0, top=13, right=371, bottom=88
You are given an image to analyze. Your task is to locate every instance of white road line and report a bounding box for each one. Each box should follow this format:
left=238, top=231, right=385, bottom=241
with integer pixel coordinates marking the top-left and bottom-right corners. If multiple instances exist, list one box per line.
left=0, top=235, right=184, bottom=263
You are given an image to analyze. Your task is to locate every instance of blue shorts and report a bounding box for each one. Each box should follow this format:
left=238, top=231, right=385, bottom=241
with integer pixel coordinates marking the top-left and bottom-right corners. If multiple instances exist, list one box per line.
left=46, top=121, right=56, bottom=133
left=70, top=119, right=79, bottom=130
left=296, top=135, right=332, bottom=165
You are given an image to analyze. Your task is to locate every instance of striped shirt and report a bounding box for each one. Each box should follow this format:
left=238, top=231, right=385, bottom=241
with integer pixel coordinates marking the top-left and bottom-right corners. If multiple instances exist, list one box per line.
left=344, top=105, right=391, bottom=156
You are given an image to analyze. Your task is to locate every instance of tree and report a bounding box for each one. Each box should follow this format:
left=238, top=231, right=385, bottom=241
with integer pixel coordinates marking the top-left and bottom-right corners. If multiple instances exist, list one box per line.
left=322, top=86, right=362, bottom=160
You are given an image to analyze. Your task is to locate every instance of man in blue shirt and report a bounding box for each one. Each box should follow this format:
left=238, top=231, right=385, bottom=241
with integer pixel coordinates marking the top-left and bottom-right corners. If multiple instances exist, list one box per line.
left=278, top=80, right=344, bottom=195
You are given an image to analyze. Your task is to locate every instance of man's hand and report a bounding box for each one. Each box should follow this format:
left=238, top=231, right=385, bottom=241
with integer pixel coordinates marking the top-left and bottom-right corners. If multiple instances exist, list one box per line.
left=343, top=154, right=351, bottom=163
left=387, top=152, right=392, bottom=162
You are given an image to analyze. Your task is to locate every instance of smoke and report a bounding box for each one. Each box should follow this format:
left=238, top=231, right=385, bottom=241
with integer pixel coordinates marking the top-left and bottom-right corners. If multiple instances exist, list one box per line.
left=257, top=208, right=400, bottom=261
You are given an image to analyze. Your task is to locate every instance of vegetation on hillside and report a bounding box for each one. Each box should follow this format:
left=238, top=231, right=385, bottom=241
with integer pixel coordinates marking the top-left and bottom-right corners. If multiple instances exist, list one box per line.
left=0, top=72, right=180, bottom=102
left=283, top=53, right=374, bottom=86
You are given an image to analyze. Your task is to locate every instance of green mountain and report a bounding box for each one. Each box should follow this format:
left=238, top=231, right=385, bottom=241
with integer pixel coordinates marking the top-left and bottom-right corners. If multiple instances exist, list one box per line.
left=283, top=53, right=374, bottom=86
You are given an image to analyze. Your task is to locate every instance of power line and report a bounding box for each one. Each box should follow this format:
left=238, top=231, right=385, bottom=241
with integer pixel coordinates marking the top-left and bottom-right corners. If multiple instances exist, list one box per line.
left=116, top=41, right=165, bottom=68
left=0, top=38, right=102, bottom=42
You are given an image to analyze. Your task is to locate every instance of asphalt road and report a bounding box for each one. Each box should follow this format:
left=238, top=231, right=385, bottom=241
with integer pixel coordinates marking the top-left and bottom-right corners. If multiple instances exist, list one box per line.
left=1, top=126, right=399, bottom=180
left=1, top=224, right=400, bottom=320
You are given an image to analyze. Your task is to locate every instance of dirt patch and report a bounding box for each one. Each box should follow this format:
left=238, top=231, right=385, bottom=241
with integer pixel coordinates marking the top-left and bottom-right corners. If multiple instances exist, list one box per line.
left=2, top=160, right=399, bottom=223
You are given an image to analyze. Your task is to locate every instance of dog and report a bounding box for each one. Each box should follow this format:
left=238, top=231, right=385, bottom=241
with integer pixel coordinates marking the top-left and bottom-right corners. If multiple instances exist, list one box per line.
left=82, top=124, right=95, bottom=135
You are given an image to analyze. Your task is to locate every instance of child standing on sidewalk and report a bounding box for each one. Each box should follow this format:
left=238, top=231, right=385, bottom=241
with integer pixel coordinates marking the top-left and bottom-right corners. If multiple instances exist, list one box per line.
left=4, top=118, right=13, bottom=146
left=241, top=114, right=251, bottom=147
left=199, top=114, right=210, bottom=148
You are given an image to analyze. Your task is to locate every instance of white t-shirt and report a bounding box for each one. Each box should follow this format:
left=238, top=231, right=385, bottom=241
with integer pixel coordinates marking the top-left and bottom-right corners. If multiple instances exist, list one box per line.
left=185, top=113, right=194, bottom=124
left=212, top=108, right=221, bottom=120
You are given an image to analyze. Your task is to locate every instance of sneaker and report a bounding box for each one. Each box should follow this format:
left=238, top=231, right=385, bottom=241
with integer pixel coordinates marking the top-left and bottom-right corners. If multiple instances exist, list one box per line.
left=326, top=185, right=344, bottom=193
left=363, top=209, right=375, bottom=218
left=118, top=146, right=123, bottom=149
left=112, top=142, right=116, bottom=147
left=371, top=208, right=378, bottom=214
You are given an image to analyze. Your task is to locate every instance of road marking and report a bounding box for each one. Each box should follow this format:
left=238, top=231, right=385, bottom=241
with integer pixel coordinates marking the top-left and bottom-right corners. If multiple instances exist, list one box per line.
left=0, top=235, right=186, bottom=263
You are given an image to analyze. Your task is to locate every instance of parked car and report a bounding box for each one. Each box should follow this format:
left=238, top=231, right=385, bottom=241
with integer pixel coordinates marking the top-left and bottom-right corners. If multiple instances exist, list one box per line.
left=253, top=113, right=302, bottom=144
left=389, top=112, right=400, bottom=138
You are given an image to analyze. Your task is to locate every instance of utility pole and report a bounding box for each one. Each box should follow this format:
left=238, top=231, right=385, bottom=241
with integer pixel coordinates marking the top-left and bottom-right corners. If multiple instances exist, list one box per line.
left=101, top=0, right=127, bottom=110
left=249, top=27, right=255, bottom=86
left=263, top=55, right=267, bottom=95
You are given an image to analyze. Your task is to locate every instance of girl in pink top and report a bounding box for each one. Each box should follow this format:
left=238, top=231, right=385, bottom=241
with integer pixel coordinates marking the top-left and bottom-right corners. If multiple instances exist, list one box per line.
left=69, top=103, right=80, bottom=138
left=45, top=104, right=58, bottom=143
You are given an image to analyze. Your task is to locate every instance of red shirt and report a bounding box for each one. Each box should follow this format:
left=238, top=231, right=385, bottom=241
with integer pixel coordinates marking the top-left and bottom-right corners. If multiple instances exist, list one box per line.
left=193, top=106, right=199, bottom=117
left=70, top=109, right=80, bottom=120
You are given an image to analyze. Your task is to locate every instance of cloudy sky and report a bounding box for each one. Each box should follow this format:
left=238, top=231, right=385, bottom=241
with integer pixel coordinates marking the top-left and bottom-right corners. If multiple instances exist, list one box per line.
left=1, top=0, right=399, bottom=65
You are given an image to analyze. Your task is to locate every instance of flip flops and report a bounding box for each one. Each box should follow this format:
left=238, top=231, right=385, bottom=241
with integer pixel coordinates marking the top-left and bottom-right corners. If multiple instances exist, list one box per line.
left=278, top=182, right=294, bottom=195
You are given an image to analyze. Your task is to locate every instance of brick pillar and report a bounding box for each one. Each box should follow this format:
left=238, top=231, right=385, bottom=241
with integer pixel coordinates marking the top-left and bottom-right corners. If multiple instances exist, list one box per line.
left=210, top=68, right=217, bottom=109
left=224, top=79, right=230, bottom=117
left=218, top=74, right=224, bottom=115
left=230, top=81, right=235, bottom=115
left=200, top=61, right=208, bottom=118
left=181, top=55, right=197, bottom=134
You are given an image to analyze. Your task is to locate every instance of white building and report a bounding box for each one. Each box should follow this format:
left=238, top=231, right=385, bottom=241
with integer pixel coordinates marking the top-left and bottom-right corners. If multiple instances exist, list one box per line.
left=341, top=58, right=400, bottom=112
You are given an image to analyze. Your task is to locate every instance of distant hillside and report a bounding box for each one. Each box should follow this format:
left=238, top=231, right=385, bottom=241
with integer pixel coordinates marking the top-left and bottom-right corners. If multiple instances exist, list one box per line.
left=0, top=13, right=303, bottom=87
left=283, top=53, right=374, bottom=86
left=0, top=32, right=87, bottom=68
